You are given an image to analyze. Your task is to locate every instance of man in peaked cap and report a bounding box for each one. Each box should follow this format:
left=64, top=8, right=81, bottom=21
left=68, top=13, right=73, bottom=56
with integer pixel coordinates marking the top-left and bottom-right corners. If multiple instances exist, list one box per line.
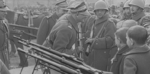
left=0, top=0, right=10, bottom=69
left=42, top=0, right=90, bottom=74
left=44, top=0, right=90, bottom=54
left=37, top=0, right=69, bottom=45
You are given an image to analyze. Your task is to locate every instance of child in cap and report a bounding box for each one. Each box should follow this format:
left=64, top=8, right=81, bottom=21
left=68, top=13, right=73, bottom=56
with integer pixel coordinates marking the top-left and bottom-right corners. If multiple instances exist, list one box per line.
left=109, top=27, right=131, bottom=74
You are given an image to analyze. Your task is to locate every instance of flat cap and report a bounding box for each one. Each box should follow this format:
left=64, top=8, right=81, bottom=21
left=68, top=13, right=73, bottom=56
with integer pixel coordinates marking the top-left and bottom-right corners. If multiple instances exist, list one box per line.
left=69, top=0, right=87, bottom=12
left=55, top=0, right=68, bottom=8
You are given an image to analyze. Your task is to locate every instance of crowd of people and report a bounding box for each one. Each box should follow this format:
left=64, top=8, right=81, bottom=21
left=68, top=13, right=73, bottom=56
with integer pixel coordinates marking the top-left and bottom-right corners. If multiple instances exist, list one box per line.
left=0, top=0, right=150, bottom=74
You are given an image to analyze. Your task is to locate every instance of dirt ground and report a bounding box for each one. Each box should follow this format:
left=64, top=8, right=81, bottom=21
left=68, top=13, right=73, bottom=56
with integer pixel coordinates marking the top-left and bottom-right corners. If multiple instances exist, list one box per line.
left=9, top=40, right=42, bottom=74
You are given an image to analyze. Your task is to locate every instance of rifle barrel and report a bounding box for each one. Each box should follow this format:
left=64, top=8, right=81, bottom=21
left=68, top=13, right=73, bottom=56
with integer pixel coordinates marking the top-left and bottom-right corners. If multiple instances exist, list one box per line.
left=9, top=23, right=38, bottom=31
left=18, top=48, right=79, bottom=74
left=21, top=31, right=37, bottom=39
left=19, top=40, right=91, bottom=72
left=14, top=36, right=103, bottom=74
left=14, top=36, right=83, bottom=64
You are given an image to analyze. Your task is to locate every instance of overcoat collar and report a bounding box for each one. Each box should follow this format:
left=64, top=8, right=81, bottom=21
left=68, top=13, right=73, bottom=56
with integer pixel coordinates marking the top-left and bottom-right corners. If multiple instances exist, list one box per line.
left=118, top=45, right=130, bottom=55
left=124, top=45, right=150, bottom=55
left=95, top=14, right=109, bottom=25
left=67, top=14, right=79, bottom=32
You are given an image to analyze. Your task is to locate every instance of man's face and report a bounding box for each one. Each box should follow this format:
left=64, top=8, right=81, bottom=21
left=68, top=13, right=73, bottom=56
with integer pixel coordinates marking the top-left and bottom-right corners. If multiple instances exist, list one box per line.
left=0, top=10, right=7, bottom=20
left=130, top=5, right=139, bottom=14
left=76, top=11, right=89, bottom=22
left=58, top=8, right=68, bottom=16
left=123, top=7, right=130, bottom=14
left=94, top=9, right=106, bottom=19
left=126, top=33, right=133, bottom=48
left=144, top=23, right=150, bottom=34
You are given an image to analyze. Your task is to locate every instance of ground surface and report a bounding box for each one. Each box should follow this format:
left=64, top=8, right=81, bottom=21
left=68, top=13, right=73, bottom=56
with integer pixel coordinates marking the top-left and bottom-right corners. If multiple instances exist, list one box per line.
left=9, top=40, right=43, bottom=74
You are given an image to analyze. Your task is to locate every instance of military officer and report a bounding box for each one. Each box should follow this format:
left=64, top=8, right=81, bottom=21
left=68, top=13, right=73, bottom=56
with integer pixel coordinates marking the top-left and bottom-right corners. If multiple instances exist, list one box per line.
left=37, top=0, right=68, bottom=45
left=43, top=0, right=90, bottom=55
left=0, top=0, right=10, bottom=69
left=129, top=0, right=145, bottom=24
left=42, top=1, right=90, bottom=74
left=85, top=0, right=117, bottom=71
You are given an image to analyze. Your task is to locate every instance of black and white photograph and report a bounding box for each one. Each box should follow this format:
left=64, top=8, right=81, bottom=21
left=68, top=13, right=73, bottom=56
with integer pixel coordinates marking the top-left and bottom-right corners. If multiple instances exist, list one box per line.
left=0, top=0, right=150, bottom=74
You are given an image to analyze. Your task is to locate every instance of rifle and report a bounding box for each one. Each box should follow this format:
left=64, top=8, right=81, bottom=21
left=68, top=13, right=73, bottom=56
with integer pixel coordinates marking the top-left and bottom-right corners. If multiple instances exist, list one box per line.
left=17, top=48, right=80, bottom=74
left=9, top=23, right=38, bottom=31
left=78, top=23, right=83, bottom=60
left=85, top=20, right=108, bottom=56
left=14, top=36, right=103, bottom=74
left=21, top=30, right=37, bottom=39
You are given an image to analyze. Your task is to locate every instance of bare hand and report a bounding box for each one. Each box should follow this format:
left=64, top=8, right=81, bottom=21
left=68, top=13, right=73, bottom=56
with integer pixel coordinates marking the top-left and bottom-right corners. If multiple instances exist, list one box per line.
left=85, top=38, right=95, bottom=44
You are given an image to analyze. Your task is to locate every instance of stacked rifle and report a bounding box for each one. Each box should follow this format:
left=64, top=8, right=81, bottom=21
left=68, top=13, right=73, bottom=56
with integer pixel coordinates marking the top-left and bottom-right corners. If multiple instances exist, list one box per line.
left=14, top=36, right=104, bottom=74
left=9, top=23, right=37, bottom=39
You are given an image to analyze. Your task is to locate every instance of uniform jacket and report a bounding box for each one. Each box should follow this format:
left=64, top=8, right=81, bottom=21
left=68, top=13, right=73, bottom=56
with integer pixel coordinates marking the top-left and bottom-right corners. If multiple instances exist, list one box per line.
left=37, top=13, right=59, bottom=45
left=81, top=15, right=95, bottom=63
left=87, top=14, right=117, bottom=71
left=0, top=20, right=9, bottom=68
left=46, top=14, right=79, bottom=55
left=110, top=45, right=130, bottom=74
left=123, top=45, right=150, bottom=74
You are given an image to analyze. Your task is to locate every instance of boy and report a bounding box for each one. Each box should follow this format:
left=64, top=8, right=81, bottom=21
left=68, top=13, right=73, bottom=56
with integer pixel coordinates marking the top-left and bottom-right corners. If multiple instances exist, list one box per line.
left=110, top=27, right=130, bottom=74
left=124, top=25, right=150, bottom=74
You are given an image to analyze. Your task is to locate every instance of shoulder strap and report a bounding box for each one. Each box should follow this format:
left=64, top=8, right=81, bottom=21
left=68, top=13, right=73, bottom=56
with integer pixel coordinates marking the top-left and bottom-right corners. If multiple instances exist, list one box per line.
left=92, top=20, right=109, bottom=39
left=87, top=20, right=109, bottom=54
left=2, top=20, right=9, bottom=33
